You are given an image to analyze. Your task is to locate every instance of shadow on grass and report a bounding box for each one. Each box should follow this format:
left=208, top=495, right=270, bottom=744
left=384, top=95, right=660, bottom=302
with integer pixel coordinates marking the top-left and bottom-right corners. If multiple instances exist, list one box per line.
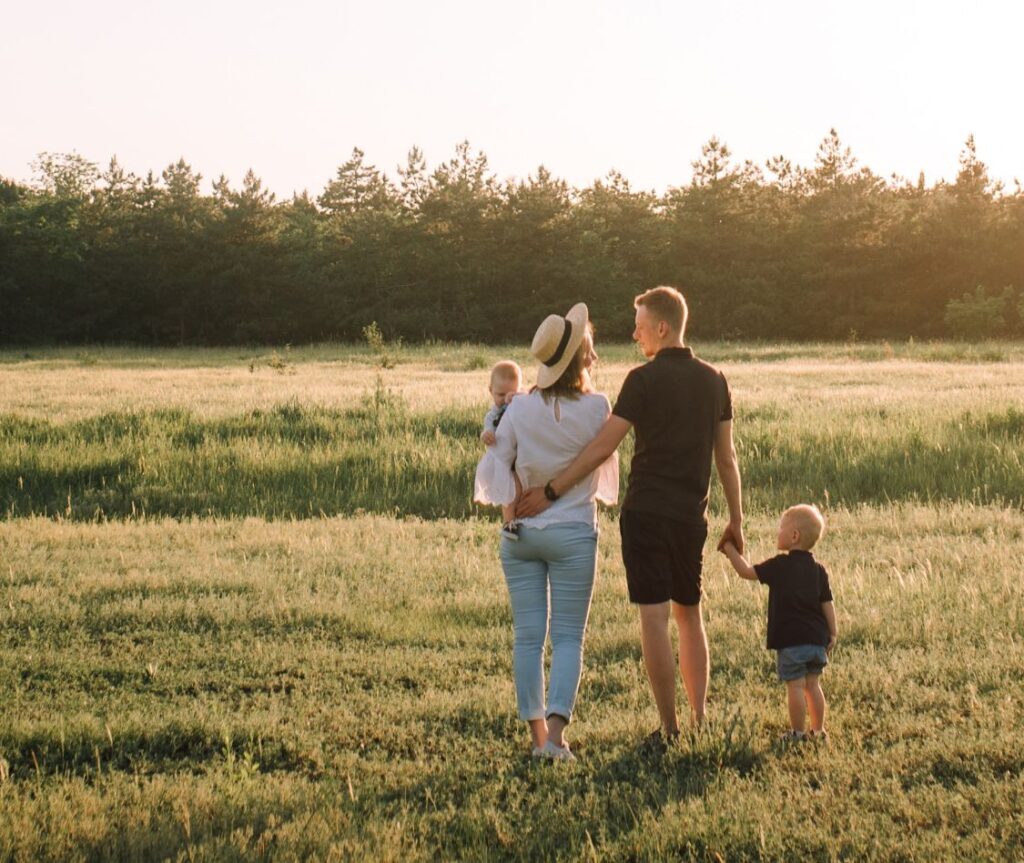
left=361, top=709, right=764, bottom=862
left=425, top=600, right=511, bottom=631
left=899, top=748, right=1024, bottom=791
left=0, top=720, right=319, bottom=782
left=82, top=581, right=257, bottom=606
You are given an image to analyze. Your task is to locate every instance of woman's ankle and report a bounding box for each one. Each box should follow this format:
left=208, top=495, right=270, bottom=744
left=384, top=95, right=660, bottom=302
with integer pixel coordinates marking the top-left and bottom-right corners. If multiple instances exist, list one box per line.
left=546, top=713, right=569, bottom=747
left=528, top=718, right=548, bottom=749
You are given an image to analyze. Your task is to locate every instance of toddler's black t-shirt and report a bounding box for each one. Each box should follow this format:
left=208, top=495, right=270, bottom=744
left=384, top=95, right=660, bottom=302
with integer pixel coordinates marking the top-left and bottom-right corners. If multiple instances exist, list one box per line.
left=754, top=549, right=833, bottom=649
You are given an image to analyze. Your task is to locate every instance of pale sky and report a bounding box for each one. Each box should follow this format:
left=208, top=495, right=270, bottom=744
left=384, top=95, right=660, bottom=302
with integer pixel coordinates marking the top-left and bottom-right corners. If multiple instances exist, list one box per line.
left=4, top=0, right=1022, bottom=197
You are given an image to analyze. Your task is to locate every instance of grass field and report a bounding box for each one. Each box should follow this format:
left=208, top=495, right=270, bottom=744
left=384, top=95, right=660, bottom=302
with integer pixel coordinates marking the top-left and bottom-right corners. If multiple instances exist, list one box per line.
left=3, top=342, right=1024, bottom=520
left=2, top=343, right=1024, bottom=861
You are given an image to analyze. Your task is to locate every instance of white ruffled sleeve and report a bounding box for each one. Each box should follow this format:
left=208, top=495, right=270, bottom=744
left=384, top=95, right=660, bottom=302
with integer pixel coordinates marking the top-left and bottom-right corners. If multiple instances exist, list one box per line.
left=594, top=450, right=619, bottom=505
left=472, top=403, right=518, bottom=506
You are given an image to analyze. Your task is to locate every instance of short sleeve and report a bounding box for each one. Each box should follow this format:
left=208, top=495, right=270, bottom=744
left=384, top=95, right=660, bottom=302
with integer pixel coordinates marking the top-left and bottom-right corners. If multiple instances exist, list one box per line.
left=719, top=372, right=733, bottom=422
left=613, top=368, right=646, bottom=425
left=754, top=555, right=785, bottom=586
left=818, top=564, right=833, bottom=603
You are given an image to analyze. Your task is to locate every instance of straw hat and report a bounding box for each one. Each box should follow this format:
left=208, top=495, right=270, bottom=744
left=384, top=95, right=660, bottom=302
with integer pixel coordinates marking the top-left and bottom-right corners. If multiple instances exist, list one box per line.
left=530, top=302, right=589, bottom=389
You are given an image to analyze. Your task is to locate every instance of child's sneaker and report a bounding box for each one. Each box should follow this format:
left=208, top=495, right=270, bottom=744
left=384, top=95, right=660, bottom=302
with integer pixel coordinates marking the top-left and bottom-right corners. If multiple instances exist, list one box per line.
left=807, top=729, right=829, bottom=744
left=778, top=730, right=806, bottom=745
left=501, top=522, right=520, bottom=541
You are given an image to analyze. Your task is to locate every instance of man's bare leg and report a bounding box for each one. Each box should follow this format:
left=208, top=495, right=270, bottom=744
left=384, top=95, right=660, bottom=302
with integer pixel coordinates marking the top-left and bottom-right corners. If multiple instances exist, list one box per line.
left=638, top=602, right=679, bottom=735
left=672, top=601, right=709, bottom=726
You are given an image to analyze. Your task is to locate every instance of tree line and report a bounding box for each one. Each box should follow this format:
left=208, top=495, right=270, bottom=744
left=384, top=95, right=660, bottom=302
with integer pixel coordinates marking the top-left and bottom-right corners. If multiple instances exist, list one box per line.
left=2, top=131, right=1023, bottom=345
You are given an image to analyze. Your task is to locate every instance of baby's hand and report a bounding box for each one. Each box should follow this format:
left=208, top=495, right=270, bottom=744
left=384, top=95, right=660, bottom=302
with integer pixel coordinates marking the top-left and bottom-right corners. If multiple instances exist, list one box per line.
left=719, top=540, right=735, bottom=555
left=481, top=430, right=497, bottom=446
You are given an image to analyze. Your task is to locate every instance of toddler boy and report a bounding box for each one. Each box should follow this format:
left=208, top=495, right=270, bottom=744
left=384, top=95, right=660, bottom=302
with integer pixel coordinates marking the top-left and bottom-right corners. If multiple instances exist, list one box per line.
left=721, top=504, right=837, bottom=741
left=476, top=360, right=525, bottom=539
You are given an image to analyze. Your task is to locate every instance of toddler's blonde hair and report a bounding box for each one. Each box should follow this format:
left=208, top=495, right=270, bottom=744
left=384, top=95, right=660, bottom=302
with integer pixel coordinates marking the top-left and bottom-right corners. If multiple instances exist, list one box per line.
left=783, top=504, right=825, bottom=550
left=489, top=360, right=522, bottom=389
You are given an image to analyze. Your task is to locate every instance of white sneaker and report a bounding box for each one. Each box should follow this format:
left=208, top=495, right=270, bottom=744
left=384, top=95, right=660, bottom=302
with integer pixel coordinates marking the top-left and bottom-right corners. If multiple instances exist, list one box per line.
left=541, top=740, right=576, bottom=762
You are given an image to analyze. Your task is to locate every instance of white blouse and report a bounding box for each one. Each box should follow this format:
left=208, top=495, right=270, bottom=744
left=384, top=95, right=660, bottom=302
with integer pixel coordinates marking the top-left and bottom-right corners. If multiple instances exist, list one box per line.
left=473, top=390, right=619, bottom=528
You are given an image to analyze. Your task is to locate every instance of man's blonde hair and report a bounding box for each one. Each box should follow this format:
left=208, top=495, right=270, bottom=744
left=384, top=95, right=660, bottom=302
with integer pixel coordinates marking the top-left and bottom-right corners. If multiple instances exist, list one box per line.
left=634, top=286, right=688, bottom=335
left=489, top=360, right=522, bottom=389
left=783, top=504, right=826, bottom=550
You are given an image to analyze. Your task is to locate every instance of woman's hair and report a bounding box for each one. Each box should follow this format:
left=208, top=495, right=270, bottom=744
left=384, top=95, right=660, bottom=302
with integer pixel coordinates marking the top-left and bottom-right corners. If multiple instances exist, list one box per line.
left=539, top=323, right=594, bottom=402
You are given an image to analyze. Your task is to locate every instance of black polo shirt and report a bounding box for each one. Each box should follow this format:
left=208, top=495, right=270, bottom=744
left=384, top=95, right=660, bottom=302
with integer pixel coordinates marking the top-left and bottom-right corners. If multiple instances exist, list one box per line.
left=612, top=347, right=732, bottom=523
left=754, top=550, right=834, bottom=650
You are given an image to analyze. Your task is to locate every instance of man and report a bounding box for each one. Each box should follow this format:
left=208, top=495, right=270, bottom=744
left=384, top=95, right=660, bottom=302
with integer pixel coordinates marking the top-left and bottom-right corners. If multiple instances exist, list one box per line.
left=517, top=286, right=743, bottom=742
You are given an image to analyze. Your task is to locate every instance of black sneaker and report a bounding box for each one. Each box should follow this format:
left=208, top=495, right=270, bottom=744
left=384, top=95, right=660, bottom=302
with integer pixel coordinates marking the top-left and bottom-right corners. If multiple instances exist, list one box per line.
left=501, top=522, right=520, bottom=541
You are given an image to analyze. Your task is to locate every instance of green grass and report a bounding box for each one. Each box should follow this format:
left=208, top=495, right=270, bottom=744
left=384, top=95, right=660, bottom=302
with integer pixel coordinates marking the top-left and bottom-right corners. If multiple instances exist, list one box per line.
left=2, top=344, right=1024, bottom=860
left=2, top=400, right=1022, bottom=520
left=1, top=508, right=1023, bottom=860
left=4, top=338, right=1024, bottom=368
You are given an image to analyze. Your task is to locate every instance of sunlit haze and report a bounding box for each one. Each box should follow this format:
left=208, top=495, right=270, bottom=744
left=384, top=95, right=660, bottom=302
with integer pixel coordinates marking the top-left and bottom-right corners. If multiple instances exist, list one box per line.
left=4, top=0, right=1023, bottom=196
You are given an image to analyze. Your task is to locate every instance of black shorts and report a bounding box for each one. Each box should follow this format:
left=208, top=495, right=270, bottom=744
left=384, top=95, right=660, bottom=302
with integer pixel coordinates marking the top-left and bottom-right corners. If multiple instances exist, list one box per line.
left=620, top=509, right=708, bottom=606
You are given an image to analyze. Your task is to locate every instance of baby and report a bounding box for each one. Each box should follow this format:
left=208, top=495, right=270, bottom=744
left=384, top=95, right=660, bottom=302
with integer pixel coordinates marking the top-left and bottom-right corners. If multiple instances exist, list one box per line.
left=721, top=504, right=838, bottom=742
left=476, top=360, right=526, bottom=539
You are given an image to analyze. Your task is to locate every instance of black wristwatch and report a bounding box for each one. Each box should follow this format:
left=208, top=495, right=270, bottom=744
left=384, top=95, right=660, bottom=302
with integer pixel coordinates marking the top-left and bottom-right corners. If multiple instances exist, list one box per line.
left=544, top=481, right=560, bottom=502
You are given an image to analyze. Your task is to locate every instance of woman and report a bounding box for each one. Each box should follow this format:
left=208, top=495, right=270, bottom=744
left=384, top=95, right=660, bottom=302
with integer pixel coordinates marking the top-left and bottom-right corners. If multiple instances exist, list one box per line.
left=476, top=302, right=618, bottom=761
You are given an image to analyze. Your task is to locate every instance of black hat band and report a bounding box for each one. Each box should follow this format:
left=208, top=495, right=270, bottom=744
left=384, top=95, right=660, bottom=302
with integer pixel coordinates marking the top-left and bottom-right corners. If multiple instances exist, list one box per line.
left=542, top=319, right=573, bottom=367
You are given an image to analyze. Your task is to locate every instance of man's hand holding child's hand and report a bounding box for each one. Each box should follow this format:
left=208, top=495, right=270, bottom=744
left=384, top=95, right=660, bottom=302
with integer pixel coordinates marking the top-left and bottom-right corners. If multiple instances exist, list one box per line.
left=717, top=521, right=745, bottom=555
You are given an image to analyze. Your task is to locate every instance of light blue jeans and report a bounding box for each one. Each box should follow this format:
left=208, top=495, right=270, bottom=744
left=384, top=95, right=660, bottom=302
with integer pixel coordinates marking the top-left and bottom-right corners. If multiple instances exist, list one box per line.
left=499, top=522, right=598, bottom=723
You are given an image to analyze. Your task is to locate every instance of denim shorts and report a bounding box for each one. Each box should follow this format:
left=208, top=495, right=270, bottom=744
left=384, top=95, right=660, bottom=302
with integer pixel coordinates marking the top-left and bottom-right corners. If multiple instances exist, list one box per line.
left=776, top=644, right=828, bottom=682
